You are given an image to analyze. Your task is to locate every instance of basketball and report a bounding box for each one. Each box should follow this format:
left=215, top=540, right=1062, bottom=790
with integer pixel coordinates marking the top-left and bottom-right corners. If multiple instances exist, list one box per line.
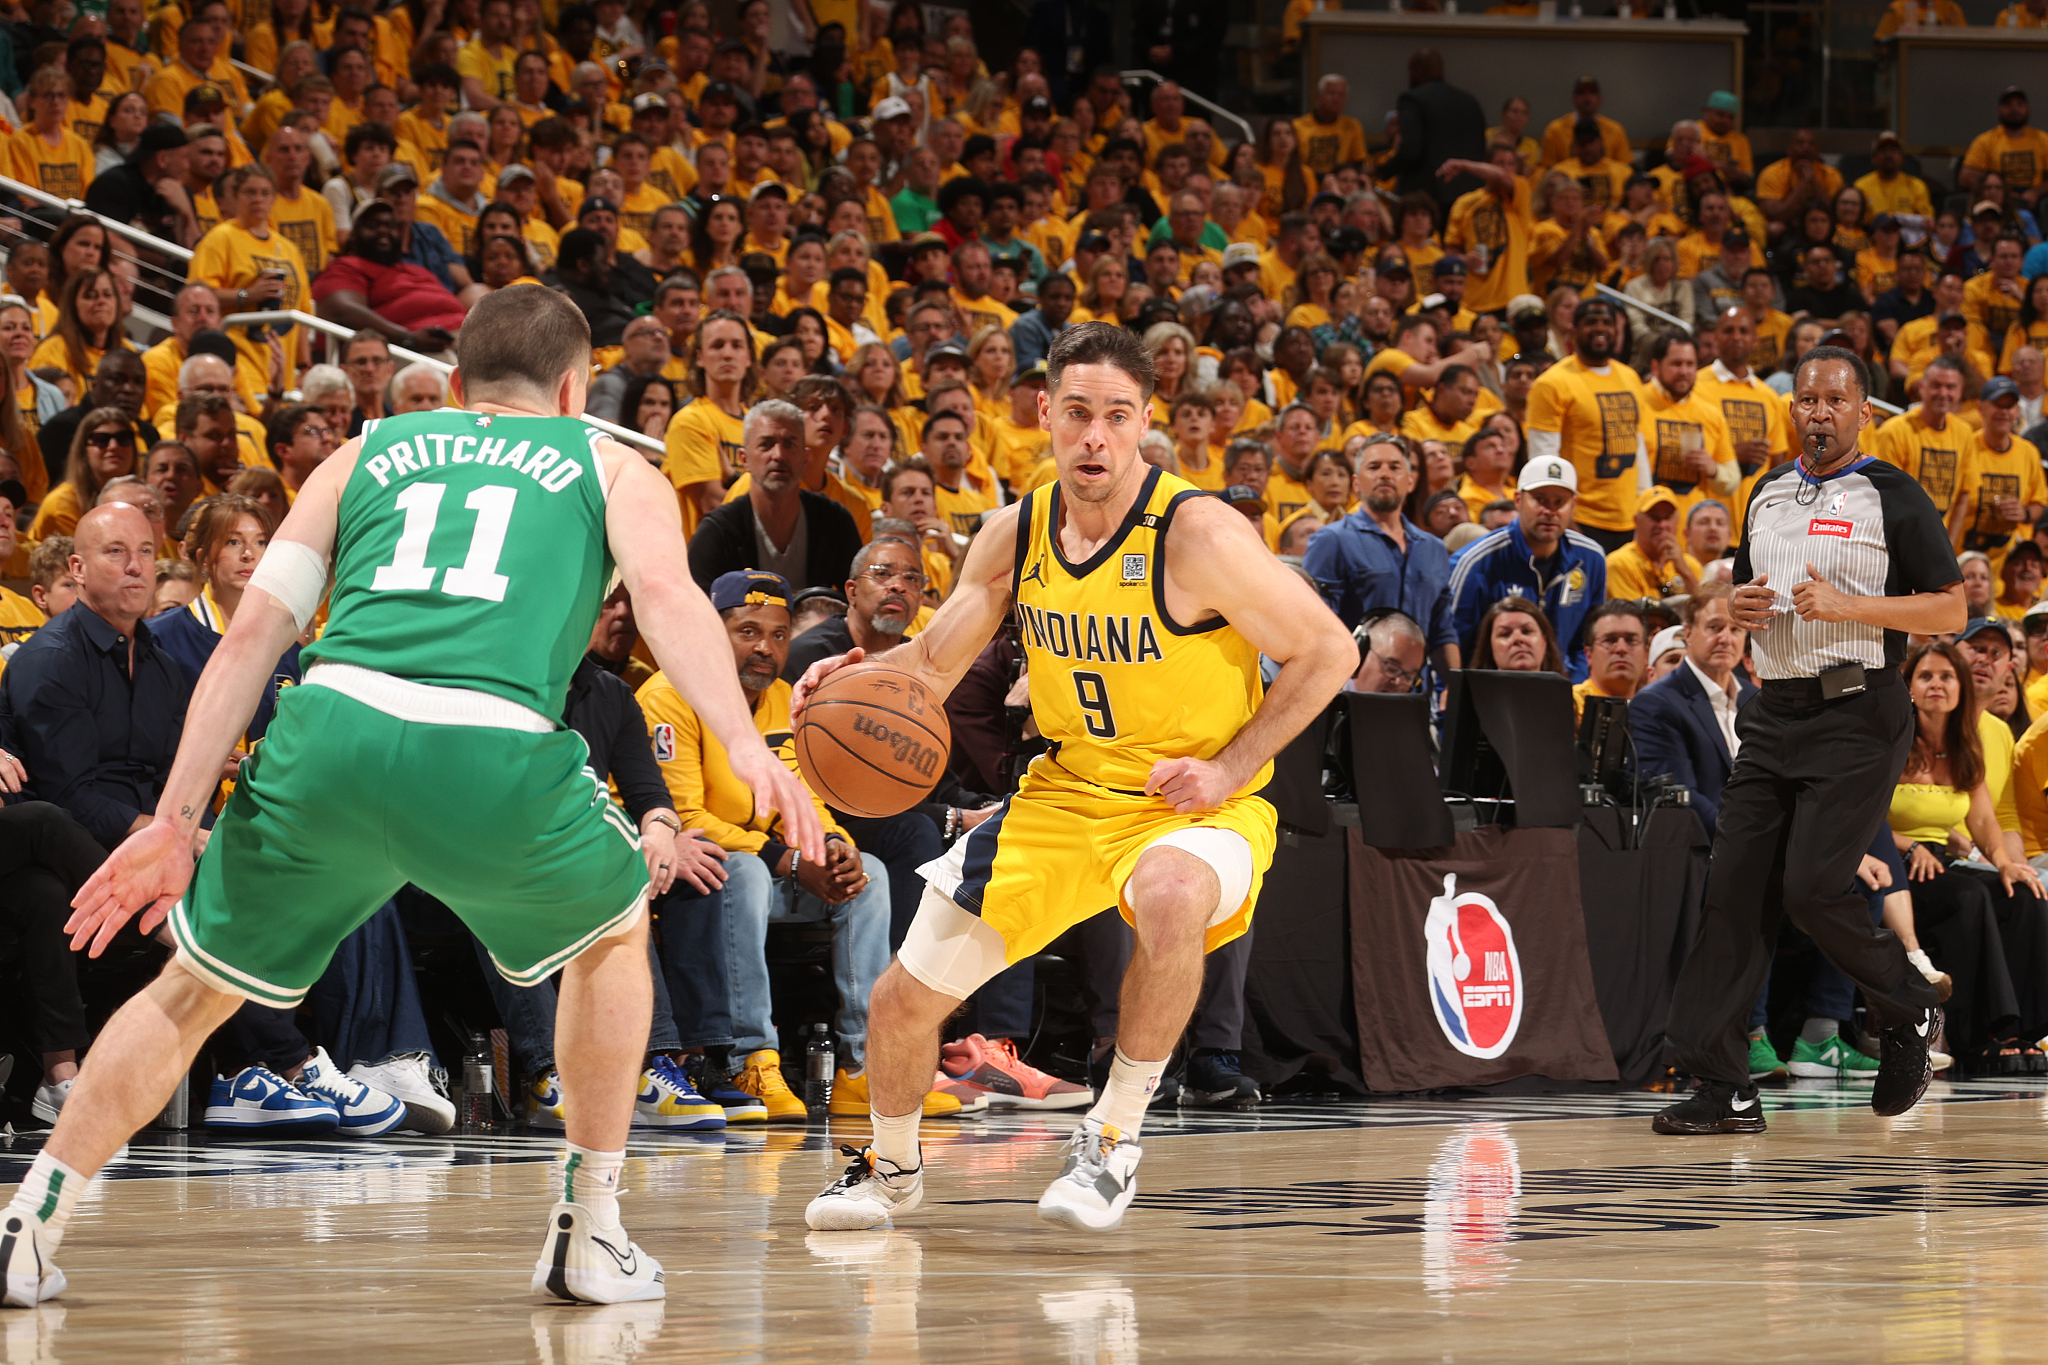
left=793, top=663, right=952, bottom=818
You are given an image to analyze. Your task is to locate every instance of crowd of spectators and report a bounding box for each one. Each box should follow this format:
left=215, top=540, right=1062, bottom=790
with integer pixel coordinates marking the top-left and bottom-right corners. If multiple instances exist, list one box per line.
left=8, top=0, right=2048, bottom=1121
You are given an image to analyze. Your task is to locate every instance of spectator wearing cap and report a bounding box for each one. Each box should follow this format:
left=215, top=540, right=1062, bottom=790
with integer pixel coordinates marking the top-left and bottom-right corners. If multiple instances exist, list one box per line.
left=980, top=181, right=1047, bottom=286
left=1963, top=87, right=2048, bottom=207
left=740, top=180, right=792, bottom=264
left=635, top=567, right=899, bottom=1117
left=1856, top=131, right=1933, bottom=221
left=1448, top=453, right=1609, bottom=680
left=84, top=122, right=199, bottom=249
left=1377, top=48, right=1485, bottom=209
left=1425, top=258, right=1477, bottom=330
left=312, top=199, right=468, bottom=348
left=1301, top=432, right=1460, bottom=670
left=377, top=161, right=479, bottom=298
left=1967, top=376, right=2048, bottom=574
left=1644, top=624, right=1688, bottom=685
left=1540, top=76, right=1628, bottom=169
left=1606, top=485, right=1704, bottom=602
left=1629, top=579, right=1756, bottom=836
left=688, top=399, right=863, bottom=593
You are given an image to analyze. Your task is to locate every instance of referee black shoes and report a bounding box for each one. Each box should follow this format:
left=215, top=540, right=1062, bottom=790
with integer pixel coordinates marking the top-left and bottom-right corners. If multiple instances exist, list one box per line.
left=1651, top=1080, right=1767, bottom=1135
left=1872, top=1006, right=1942, bottom=1117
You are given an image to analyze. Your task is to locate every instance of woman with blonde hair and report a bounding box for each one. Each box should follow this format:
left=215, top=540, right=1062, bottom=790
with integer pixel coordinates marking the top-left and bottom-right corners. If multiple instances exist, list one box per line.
left=27, top=406, right=136, bottom=541
left=0, top=298, right=61, bottom=501
left=966, top=325, right=1013, bottom=422
left=1143, top=320, right=1196, bottom=424
left=30, top=268, right=131, bottom=398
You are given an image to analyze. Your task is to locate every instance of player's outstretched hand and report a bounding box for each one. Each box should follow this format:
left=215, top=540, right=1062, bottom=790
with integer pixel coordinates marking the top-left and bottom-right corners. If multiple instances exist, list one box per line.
left=1145, top=756, right=1238, bottom=814
left=789, top=647, right=864, bottom=722
left=67, top=820, right=195, bottom=957
left=731, top=742, right=827, bottom=865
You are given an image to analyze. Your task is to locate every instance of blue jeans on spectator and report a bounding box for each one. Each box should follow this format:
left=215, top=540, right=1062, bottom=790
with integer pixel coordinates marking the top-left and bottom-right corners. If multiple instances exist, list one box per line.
left=834, top=810, right=943, bottom=949
left=722, top=849, right=890, bottom=1067
left=308, top=901, right=440, bottom=1069
left=471, top=926, right=683, bottom=1077
left=653, top=882, right=731, bottom=1051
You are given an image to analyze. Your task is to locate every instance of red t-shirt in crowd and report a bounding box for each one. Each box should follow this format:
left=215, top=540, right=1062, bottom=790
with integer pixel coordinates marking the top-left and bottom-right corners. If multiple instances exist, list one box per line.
left=310, top=254, right=469, bottom=333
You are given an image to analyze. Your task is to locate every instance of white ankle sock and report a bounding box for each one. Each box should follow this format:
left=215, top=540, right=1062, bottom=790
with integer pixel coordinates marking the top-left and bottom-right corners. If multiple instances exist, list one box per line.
left=6, top=1152, right=86, bottom=1251
left=1086, top=1049, right=1166, bottom=1139
left=562, top=1144, right=624, bottom=1227
left=868, top=1108, right=921, bottom=1169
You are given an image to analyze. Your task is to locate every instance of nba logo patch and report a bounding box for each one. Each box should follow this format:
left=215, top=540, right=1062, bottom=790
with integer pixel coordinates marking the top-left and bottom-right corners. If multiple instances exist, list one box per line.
left=476, top=415, right=492, bottom=427
left=1120, top=553, right=1147, bottom=585
left=652, top=724, right=675, bottom=762
left=1424, top=874, right=1524, bottom=1059
left=1828, top=490, right=1847, bottom=513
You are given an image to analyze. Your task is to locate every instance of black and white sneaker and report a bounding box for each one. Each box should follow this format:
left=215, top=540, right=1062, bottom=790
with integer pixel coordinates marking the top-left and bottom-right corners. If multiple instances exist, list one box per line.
left=531, top=1202, right=665, bottom=1304
left=1650, top=1080, right=1767, bottom=1135
left=1179, top=1050, right=1261, bottom=1110
left=805, top=1145, right=924, bottom=1231
left=1872, top=1006, right=1940, bottom=1117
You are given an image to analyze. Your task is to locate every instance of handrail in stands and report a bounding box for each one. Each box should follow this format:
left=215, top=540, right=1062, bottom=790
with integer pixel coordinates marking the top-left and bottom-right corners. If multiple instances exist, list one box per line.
left=0, top=173, right=195, bottom=261
left=221, top=309, right=668, bottom=453
left=1118, top=71, right=1256, bottom=148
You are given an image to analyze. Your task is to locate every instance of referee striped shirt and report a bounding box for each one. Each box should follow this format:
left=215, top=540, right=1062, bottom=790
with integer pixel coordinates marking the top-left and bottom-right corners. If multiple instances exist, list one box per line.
left=1734, top=455, right=1961, bottom=681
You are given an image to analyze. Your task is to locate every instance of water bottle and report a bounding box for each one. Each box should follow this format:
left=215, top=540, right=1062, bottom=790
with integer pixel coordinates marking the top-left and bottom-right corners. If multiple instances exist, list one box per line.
left=463, top=1031, right=495, bottom=1130
left=804, top=1024, right=835, bottom=1115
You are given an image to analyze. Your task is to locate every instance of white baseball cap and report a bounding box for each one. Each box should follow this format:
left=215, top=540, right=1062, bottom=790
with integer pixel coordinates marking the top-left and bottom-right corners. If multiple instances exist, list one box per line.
left=1649, top=624, right=1685, bottom=662
left=872, top=96, right=912, bottom=121
left=1518, top=455, right=1578, bottom=494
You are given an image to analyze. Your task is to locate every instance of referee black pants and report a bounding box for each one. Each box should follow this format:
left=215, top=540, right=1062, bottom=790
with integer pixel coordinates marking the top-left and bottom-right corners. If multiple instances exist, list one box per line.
left=1666, top=669, right=1941, bottom=1086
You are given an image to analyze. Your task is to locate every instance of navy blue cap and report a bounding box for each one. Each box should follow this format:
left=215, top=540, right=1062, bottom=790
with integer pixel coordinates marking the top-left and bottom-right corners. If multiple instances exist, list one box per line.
left=1959, top=616, right=2014, bottom=645
left=1433, top=257, right=1466, bottom=277
left=711, top=569, right=793, bottom=612
left=1983, top=375, right=2020, bottom=403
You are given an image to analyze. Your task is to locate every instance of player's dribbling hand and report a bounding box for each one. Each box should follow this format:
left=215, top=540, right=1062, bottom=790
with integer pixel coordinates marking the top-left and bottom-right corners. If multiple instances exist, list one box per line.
left=731, top=742, right=827, bottom=865
left=1145, top=756, right=1237, bottom=814
left=789, top=647, right=865, bottom=723
left=67, top=819, right=195, bottom=957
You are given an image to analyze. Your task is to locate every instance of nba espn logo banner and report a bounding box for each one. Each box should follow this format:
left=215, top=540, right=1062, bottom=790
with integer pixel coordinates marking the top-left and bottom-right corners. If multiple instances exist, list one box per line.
left=1424, top=874, right=1525, bottom=1059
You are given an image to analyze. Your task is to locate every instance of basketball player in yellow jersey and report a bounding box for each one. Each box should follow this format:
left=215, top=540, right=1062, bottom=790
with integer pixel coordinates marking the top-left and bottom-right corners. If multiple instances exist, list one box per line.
left=798, top=323, right=1356, bottom=1235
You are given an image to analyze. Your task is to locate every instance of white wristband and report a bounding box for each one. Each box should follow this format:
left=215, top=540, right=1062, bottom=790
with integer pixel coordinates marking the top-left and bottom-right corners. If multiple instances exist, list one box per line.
left=247, top=538, right=331, bottom=631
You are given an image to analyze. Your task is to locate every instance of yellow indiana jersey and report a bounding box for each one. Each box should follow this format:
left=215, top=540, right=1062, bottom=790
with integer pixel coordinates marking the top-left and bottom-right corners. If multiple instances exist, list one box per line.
left=1872, top=409, right=1978, bottom=516
left=1010, top=466, right=1269, bottom=796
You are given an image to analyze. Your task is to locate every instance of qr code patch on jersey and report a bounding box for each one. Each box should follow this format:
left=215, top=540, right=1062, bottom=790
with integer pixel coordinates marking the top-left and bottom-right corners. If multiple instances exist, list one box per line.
left=1121, top=553, right=1146, bottom=584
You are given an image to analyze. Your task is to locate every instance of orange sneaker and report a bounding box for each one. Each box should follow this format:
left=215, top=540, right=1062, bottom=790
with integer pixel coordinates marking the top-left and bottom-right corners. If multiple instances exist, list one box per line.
left=940, top=1034, right=1094, bottom=1110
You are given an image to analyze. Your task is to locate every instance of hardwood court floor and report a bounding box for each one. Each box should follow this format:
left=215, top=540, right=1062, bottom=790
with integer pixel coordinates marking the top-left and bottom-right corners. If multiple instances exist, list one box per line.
left=7, top=1079, right=2048, bottom=1364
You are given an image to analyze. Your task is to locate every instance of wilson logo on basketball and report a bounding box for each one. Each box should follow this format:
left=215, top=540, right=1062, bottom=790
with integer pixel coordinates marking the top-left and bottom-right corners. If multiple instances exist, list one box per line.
left=1424, top=875, right=1524, bottom=1060
left=851, top=712, right=942, bottom=779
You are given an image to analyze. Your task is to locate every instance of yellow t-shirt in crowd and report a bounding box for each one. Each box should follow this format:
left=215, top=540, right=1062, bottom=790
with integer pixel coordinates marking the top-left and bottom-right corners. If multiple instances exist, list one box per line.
left=1871, top=408, right=1978, bottom=516
left=1605, top=538, right=1703, bottom=601
left=394, top=110, right=449, bottom=171
left=1962, top=433, right=2048, bottom=566
left=456, top=37, right=520, bottom=104
left=269, top=184, right=338, bottom=275
left=1754, top=157, right=1843, bottom=206
left=1292, top=113, right=1366, bottom=177
left=1445, top=177, right=1534, bottom=315
left=1641, top=381, right=1738, bottom=511
left=1525, top=354, right=1648, bottom=533
left=1964, top=272, right=2027, bottom=344
left=2013, top=710, right=2048, bottom=858
left=1400, top=404, right=1478, bottom=448
left=2, top=127, right=95, bottom=199
left=415, top=190, right=482, bottom=257
left=932, top=471, right=997, bottom=537
left=1965, top=125, right=2048, bottom=195
left=1539, top=113, right=1630, bottom=168
left=190, top=218, right=311, bottom=392
left=1854, top=170, right=1933, bottom=220
left=663, top=397, right=744, bottom=541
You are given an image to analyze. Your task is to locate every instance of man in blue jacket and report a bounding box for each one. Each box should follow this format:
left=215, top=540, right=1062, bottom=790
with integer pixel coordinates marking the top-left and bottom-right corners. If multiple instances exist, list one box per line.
left=1302, top=433, right=1458, bottom=672
left=1627, top=579, right=1754, bottom=836
left=1446, top=454, right=1608, bottom=681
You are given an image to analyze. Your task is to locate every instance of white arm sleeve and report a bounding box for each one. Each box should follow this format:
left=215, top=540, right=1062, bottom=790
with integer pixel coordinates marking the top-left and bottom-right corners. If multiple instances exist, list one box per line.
left=1527, top=429, right=1562, bottom=463
left=245, top=539, right=331, bottom=632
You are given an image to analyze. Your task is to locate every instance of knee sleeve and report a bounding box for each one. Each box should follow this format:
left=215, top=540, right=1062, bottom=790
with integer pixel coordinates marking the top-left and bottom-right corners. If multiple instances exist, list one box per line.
left=897, top=885, right=1013, bottom=1001
left=1136, top=827, right=1256, bottom=927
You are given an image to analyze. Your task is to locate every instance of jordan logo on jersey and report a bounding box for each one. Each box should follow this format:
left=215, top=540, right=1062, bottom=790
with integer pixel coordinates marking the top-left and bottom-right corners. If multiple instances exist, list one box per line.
left=1020, top=558, right=1047, bottom=588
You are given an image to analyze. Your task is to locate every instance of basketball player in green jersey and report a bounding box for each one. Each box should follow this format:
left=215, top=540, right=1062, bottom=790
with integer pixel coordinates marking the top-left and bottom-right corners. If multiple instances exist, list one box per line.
left=2, top=286, right=824, bottom=1311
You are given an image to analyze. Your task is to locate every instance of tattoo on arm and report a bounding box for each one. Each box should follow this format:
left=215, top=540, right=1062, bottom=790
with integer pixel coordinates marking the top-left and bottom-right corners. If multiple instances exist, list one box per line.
left=180, top=805, right=195, bottom=821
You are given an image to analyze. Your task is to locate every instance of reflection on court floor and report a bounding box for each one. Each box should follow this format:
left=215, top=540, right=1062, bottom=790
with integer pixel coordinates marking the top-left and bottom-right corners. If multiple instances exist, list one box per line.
left=7, top=1080, right=2048, bottom=1363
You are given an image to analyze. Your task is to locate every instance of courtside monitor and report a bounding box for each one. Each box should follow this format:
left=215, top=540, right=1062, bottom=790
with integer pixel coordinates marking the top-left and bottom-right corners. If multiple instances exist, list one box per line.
left=1441, top=669, right=1580, bottom=827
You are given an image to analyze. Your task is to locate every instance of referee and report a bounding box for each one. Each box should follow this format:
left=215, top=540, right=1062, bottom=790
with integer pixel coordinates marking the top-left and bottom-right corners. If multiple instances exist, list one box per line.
left=1656, top=345, right=1961, bottom=1136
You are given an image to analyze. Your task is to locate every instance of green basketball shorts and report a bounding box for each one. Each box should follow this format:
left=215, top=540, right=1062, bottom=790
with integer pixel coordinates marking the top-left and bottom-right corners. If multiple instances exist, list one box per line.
left=170, top=669, right=649, bottom=1007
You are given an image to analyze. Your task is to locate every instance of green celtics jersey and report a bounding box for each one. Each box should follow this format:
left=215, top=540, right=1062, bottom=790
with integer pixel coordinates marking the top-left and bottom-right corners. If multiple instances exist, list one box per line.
left=304, top=409, right=613, bottom=719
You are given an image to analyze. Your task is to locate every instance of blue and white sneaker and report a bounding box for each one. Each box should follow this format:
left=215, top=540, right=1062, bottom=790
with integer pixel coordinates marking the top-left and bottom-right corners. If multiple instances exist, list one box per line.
left=527, top=1069, right=566, bottom=1131
left=204, top=1065, right=340, bottom=1137
left=297, top=1048, right=406, bottom=1137
left=633, top=1055, right=728, bottom=1130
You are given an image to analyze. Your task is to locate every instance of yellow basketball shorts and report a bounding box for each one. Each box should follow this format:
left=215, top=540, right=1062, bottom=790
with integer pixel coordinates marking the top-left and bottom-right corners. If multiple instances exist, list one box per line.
left=914, top=757, right=1276, bottom=978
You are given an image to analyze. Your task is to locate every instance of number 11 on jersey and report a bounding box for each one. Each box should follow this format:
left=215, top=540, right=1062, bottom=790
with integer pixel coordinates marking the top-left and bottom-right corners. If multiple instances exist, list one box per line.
left=371, top=481, right=518, bottom=602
